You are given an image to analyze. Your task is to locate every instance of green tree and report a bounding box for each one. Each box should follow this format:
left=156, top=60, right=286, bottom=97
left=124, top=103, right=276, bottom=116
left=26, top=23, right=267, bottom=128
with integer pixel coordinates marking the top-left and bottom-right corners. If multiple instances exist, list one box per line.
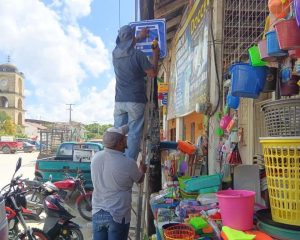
left=0, top=111, right=15, bottom=136
left=84, top=123, right=113, bottom=140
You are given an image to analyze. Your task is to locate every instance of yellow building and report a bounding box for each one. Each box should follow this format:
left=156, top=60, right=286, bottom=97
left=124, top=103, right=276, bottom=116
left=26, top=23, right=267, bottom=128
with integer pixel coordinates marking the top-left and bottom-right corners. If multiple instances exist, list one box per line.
left=0, top=61, right=25, bottom=132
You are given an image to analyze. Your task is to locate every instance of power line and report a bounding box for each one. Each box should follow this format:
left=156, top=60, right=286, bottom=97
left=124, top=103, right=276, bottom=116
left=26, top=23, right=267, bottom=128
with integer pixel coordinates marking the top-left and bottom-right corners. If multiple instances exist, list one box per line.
left=119, top=0, right=121, bottom=28
left=66, top=104, right=75, bottom=123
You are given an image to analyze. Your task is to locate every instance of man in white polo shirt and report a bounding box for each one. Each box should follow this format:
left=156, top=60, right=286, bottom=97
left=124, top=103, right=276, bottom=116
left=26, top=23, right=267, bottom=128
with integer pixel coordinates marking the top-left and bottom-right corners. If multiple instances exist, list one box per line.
left=91, top=125, right=146, bottom=240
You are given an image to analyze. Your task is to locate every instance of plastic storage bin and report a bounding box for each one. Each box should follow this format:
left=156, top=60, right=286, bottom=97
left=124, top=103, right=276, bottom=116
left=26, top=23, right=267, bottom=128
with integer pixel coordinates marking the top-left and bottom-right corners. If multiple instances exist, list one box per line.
left=260, top=137, right=300, bottom=226
left=229, top=63, right=269, bottom=99
left=178, top=141, right=196, bottom=154
left=216, top=189, right=256, bottom=231
left=183, top=174, right=221, bottom=192
left=178, top=176, right=192, bottom=190
left=266, top=31, right=288, bottom=57
left=179, top=188, right=198, bottom=200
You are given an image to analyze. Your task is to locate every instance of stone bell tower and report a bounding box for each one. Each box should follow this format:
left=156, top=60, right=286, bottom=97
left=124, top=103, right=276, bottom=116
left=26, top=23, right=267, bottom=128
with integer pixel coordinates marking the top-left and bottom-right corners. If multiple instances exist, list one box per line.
left=0, top=57, right=25, bottom=133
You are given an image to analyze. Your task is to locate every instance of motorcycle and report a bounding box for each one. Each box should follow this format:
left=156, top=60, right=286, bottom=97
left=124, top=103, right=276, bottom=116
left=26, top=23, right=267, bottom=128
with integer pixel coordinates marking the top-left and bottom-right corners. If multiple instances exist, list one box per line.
left=34, top=170, right=84, bottom=240
left=1, top=158, right=50, bottom=240
left=53, top=166, right=92, bottom=221
left=26, top=159, right=92, bottom=221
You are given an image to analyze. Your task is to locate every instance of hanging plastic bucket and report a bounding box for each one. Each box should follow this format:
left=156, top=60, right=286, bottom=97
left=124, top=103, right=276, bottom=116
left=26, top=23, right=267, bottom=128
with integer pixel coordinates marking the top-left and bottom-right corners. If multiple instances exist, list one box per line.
left=263, top=67, right=278, bottom=93
left=294, top=0, right=300, bottom=28
left=229, top=63, right=269, bottom=99
left=216, top=189, right=256, bottom=231
left=248, top=46, right=266, bottom=66
left=265, top=31, right=288, bottom=57
left=268, top=0, right=292, bottom=19
left=258, top=40, right=276, bottom=62
left=275, top=18, right=300, bottom=50
left=227, top=94, right=240, bottom=109
left=280, top=76, right=300, bottom=96
left=289, top=49, right=300, bottom=59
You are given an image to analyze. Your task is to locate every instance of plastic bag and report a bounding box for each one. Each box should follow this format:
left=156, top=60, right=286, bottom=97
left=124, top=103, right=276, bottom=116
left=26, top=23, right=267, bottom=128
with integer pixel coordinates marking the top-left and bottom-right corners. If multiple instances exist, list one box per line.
left=197, top=193, right=219, bottom=205
left=221, top=153, right=232, bottom=183
left=221, top=139, right=231, bottom=153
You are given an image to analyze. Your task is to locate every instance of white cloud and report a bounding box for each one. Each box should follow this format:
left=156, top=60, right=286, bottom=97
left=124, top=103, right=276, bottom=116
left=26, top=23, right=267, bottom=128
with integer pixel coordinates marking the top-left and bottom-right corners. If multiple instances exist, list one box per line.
left=24, top=89, right=32, bottom=96
left=0, top=0, right=113, bottom=124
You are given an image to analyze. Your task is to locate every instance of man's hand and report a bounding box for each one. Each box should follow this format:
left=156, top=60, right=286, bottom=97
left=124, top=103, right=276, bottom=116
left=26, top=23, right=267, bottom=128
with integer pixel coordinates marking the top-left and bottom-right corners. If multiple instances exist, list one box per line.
left=139, top=27, right=149, bottom=39
left=152, top=45, right=160, bottom=56
left=139, top=162, right=147, bottom=174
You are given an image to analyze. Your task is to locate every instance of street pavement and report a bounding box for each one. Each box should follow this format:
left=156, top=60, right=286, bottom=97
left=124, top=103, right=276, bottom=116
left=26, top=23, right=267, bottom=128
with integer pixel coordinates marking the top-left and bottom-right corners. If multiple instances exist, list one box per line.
left=0, top=151, right=93, bottom=239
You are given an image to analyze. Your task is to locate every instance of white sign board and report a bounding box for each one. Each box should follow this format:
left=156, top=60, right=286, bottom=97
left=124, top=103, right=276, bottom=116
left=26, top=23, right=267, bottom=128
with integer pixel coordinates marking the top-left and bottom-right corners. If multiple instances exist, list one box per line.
left=73, top=149, right=94, bottom=162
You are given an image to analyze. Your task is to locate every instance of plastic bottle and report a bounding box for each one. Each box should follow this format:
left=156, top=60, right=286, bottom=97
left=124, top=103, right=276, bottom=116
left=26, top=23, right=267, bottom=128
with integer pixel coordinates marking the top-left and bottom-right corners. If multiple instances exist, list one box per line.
left=207, top=218, right=221, bottom=240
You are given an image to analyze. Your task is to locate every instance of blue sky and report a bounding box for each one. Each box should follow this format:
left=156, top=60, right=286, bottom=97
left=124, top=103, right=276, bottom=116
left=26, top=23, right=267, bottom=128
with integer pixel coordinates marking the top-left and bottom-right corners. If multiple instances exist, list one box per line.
left=0, top=0, right=136, bottom=124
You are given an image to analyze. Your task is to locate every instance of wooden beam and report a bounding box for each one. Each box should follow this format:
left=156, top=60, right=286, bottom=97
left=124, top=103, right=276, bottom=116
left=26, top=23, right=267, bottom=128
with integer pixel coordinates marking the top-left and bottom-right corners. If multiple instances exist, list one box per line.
left=167, top=30, right=176, bottom=41
left=166, top=15, right=182, bottom=29
left=154, top=0, right=188, bottom=19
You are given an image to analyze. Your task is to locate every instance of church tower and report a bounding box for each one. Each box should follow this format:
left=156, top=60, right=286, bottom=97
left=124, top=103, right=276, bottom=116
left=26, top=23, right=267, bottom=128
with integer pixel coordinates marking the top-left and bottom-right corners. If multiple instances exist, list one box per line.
left=0, top=57, right=25, bottom=133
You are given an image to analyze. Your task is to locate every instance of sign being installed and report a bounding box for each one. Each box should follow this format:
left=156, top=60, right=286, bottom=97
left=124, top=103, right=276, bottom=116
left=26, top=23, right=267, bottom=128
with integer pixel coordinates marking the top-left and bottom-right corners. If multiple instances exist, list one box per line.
left=129, top=19, right=167, bottom=58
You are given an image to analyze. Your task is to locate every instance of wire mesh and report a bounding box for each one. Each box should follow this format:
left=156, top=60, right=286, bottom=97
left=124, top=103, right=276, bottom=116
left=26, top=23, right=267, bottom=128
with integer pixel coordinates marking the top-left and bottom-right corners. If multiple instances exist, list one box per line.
left=223, top=0, right=269, bottom=65
left=223, top=0, right=294, bottom=65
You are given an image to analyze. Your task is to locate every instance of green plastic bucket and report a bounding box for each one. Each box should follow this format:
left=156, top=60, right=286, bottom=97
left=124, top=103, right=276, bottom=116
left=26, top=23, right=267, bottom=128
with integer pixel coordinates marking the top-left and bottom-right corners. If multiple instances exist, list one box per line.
left=248, top=45, right=267, bottom=66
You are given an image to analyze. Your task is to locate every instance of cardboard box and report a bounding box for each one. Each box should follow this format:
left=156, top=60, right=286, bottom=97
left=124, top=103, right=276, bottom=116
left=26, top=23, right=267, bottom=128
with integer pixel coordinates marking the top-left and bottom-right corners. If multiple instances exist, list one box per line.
left=73, top=149, right=94, bottom=162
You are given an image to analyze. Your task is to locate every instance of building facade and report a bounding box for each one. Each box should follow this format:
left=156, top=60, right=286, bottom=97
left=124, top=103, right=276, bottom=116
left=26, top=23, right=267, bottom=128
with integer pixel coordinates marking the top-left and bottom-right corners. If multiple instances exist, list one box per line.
left=0, top=61, right=25, bottom=132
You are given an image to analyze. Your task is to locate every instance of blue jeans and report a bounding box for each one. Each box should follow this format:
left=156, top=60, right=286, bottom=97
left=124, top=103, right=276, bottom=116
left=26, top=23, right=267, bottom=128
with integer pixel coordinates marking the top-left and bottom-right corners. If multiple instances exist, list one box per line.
left=93, top=210, right=130, bottom=240
left=114, top=102, right=145, bottom=161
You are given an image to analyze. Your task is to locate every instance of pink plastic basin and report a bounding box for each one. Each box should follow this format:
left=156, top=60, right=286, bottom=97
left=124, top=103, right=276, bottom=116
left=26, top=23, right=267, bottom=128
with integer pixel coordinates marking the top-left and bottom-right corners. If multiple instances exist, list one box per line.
left=216, top=189, right=256, bottom=231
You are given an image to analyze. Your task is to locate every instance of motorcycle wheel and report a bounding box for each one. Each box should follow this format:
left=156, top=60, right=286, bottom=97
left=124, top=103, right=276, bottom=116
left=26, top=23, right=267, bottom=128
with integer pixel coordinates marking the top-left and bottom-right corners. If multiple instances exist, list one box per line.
left=62, top=228, right=83, bottom=240
left=77, top=195, right=92, bottom=221
left=17, top=228, right=50, bottom=240
left=25, top=190, right=44, bottom=216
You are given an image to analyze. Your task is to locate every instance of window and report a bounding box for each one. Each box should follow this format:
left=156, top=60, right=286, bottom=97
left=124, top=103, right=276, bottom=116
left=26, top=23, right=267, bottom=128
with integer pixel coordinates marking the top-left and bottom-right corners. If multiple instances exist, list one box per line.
left=58, top=143, right=101, bottom=156
left=191, top=122, right=195, bottom=144
left=170, top=128, right=176, bottom=142
left=18, top=113, right=22, bottom=125
left=18, top=79, right=22, bottom=94
left=18, top=98, right=22, bottom=109
left=58, top=143, right=73, bottom=156
left=0, top=97, right=8, bottom=108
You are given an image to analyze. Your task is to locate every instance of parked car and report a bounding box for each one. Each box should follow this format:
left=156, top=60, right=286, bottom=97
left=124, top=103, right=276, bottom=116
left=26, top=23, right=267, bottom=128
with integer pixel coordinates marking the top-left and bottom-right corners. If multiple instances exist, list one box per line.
left=0, top=141, right=23, bottom=154
left=35, top=142, right=103, bottom=189
left=0, top=193, right=8, bottom=240
left=29, top=140, right=46, bottom=150
left=22, top=142, right=36, bottom=153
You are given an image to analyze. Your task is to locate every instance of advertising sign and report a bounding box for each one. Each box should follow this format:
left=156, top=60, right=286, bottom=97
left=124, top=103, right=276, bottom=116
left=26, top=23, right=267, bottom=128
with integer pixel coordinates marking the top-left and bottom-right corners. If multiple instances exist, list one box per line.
left=158, top=82, right=169, bottom=93
left=167, top=0, right=210, bottom=119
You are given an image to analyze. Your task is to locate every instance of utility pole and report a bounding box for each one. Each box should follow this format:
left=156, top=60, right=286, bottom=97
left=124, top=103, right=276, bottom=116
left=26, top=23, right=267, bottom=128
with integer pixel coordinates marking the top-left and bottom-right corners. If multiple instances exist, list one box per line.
left=92, top=121, right=98, bottom=138
left=66, top=104, right=75, bottom=123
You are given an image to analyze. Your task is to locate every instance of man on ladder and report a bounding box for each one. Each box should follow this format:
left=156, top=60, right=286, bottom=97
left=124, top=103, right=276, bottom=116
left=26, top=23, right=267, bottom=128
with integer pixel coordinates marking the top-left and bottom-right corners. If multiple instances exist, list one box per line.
left=112, top=24, right=160, bottom=161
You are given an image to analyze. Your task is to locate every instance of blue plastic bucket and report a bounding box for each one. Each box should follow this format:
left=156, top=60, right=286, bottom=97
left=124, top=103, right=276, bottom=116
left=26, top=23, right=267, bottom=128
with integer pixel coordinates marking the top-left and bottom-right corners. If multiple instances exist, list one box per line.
left=229, top=63, right=269, bottom=99
left=266, top=31, right=288, bottom=57
left=227, top=94, right=240, bottom=109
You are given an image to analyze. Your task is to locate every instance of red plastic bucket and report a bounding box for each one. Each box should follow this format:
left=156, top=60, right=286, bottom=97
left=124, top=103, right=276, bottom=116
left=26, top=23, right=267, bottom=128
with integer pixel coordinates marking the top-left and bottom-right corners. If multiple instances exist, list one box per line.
left=289, top=49, right=300, bottom=59
left=280, top=76, right=300, bottom=96
left=275, top=19, right=300, bottom=50
left=258, top=40, right=276, bottom=62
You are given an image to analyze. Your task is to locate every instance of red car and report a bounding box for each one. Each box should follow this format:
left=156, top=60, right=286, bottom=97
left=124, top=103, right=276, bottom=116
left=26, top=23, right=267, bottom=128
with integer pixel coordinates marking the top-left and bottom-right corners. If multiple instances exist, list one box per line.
left=0, top=141, right=23, bottom=154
